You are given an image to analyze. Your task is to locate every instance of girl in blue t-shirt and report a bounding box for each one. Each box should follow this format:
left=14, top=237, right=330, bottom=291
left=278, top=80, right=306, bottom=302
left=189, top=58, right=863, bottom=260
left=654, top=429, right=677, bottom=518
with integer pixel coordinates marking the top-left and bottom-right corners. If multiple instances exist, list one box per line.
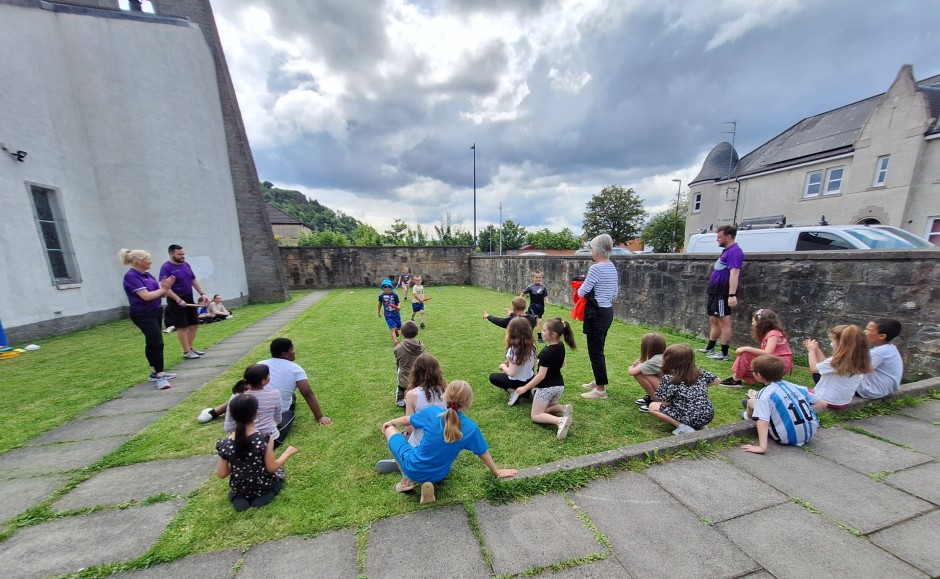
left=507, top=318, right=577, bottom=440
left=381, top=380, right=516, bottom=504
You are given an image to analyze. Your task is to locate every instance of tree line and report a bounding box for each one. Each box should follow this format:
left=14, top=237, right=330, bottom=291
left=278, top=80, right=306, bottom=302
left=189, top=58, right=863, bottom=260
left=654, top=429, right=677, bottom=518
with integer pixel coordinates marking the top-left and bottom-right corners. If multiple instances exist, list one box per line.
left=263, top=181, right=687, bottom=252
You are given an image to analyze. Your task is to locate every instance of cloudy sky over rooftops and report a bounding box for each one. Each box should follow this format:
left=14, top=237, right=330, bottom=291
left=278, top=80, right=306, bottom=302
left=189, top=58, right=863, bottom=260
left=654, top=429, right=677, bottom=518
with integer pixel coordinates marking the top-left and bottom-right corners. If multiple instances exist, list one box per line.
left=213, top=0, right=938, bottom=236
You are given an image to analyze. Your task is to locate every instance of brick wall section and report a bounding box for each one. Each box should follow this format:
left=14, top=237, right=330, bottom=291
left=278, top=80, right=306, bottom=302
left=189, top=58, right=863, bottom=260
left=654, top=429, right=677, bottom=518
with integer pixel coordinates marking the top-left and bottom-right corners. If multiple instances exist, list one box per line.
left=470, top=251, right=940, bottom=380
left=149, top=0, right=289, bottom=303
left=281, top=246, right=474, bottom=289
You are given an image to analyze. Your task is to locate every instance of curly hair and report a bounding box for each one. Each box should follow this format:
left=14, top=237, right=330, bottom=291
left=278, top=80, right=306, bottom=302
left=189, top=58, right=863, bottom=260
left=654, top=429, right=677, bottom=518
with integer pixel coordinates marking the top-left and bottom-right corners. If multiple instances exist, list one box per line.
left=506, top=317, right=537, bottom=365
left=751, top=308, right=787, bottom=343
left=407, top=353, right=446, bottom=404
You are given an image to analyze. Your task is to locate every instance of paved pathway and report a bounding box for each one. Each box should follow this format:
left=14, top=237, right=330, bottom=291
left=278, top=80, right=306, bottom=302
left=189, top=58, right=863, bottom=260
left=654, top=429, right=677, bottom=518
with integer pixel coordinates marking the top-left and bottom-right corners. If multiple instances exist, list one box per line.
left=0, top=292, right=937, bottom=578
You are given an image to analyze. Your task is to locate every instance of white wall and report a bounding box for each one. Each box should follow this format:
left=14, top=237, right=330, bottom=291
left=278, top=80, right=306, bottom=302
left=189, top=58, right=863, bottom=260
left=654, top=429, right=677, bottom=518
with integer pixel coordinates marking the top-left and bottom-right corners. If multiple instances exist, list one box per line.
left=0, top=4, right=248, bottom=331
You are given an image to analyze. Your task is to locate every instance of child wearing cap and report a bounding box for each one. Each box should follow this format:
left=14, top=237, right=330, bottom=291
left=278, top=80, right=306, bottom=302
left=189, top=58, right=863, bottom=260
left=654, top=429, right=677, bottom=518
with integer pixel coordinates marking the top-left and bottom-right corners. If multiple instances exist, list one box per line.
left=378, top=279, right=403, bottom=345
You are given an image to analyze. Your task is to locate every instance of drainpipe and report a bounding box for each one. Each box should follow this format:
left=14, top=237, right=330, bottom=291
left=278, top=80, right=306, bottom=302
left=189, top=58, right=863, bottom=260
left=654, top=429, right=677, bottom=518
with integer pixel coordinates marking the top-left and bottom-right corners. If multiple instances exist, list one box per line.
left=731, top=177, right=743, bottom=226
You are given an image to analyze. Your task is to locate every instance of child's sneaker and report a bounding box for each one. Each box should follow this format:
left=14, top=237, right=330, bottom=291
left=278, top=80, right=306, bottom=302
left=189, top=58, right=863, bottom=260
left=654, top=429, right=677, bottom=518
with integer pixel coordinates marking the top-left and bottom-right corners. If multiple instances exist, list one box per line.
left=396, top=399, right=406, bottom=408
left=720, top=377, right=743, bottom=387
left=420, top=323, right=426, bottom=329
left=580, top=389, right=608, bottom=400
left=635, top=395, right=652, bottom=406
left=638, top=404, right=650, bottom=413
left=561, top=404, right=573, bottom=419
left=395, top=478, right=416, bottom=493
left=746, top=389, right=758, bottom=399
left=164, top=326, right=176, bottom=333
left=419, top=482, right=436, bottom=504
left=197, top=408, right=215, bottom=423
left=556, top=415, right=571, bottom=440
left=155, top=377, right=171, bottom=390
left=376, top=459, right=401, bottom=474
left=672, top=423, right=696, bottom=435
left=507, top=389, right=521, bottom=407
left=739, top=410, right=751, bottom=421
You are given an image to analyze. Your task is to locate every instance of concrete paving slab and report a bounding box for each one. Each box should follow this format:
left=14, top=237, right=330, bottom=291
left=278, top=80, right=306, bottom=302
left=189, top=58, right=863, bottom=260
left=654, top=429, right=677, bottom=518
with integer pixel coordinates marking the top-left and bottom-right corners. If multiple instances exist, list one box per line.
left=0, top=436, right=131, bottom=479
left=884, top=461, right=940, bottom=505
left=723, top=445, right=933, bottom=534
left=120, top=380, right=203, bottom=398
left=571, top=472, right=758, bottom=578
left=238, top=532, right=358, bottom=578
left=82, top=391, right=189, bottom=417
left=718, top=502, right=924, bottom=579
left=806, top=426, right=932, bottom=474
left=539, top=557, right=630, bottom=578
left=112, top=549, right=242, bottom=578
left=850, top=414, right=940, bottom=457
left=0, top=499, right=183, bottom=579
left=365, top=505, right=489, bottom=578
left=644, top=457, right=788, bottom=523
left=28, top=412, right=163, bottom=446
left=475, top=493, right=603, bottom=577
left=898, top=399, right=940, bottom=423
left=868, top=510, right=940, bottom=577
left=0, top=474, right=69, bottom=523
left=53, top=455, right=215, bottom=511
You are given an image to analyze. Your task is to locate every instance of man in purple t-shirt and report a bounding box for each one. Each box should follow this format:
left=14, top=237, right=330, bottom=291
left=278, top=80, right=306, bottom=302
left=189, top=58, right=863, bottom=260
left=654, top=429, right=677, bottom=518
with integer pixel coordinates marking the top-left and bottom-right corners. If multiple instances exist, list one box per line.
left=699, top=225, right=743, bottom=361
left=160, top=244, right=209, bottom=360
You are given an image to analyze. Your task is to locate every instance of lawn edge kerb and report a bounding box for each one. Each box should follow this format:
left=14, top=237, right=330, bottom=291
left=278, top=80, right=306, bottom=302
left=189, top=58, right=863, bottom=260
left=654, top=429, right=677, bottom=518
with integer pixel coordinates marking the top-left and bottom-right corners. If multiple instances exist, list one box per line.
left=509, top=379, right=940, bottom=481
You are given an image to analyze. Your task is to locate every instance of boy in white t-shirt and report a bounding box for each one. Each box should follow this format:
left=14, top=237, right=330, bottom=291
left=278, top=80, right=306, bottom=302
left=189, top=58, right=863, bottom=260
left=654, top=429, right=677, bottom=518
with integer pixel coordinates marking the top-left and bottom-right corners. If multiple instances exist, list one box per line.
left=856, top=318, right=904, bottom=399
left=741, top=355, right=828, bottom=454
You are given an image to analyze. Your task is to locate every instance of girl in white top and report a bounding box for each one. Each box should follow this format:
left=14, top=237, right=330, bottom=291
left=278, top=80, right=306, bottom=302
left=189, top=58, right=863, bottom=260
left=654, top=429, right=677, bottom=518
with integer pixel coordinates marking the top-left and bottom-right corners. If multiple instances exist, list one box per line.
left=488, top=317, right=537, bottom=399
left=803, top=324, right=872, bottom=408
left=396, top=353, right=447, bottom=492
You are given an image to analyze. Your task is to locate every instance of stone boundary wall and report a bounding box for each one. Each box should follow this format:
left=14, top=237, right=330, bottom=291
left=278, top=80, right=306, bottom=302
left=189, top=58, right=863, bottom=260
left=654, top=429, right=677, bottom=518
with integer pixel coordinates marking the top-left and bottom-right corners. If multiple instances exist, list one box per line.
left=280, top=246, right=474, bottom=290
left=470, top=250, right=940, bottom=380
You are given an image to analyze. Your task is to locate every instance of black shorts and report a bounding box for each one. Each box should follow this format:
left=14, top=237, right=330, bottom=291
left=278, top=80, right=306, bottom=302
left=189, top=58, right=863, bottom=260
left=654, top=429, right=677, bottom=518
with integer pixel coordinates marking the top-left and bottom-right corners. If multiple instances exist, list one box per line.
left=527, top=303, right=545, bottom=318
left=166, top=296, right=200, bottom=328
left=707, top=294, right=730, bottom=318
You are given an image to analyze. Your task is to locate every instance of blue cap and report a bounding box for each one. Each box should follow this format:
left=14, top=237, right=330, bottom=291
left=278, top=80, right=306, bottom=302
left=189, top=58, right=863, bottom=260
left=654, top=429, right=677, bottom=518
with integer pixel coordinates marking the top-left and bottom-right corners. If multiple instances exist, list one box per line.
left=380, top=279, right=393, bottom=288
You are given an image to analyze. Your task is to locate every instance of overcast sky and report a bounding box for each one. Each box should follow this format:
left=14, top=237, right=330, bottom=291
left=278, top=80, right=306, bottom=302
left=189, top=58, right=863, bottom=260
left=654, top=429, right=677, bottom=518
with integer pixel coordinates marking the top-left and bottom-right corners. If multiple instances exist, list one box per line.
left=213, top=0, right=938, bottom=237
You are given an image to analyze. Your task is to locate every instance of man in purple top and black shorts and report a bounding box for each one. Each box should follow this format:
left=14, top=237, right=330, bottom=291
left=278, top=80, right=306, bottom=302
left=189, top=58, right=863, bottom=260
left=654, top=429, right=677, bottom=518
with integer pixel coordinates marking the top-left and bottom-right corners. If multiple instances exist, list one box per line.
left=160, top=244, right=210, bottom=360
left=699, top=225, right=743, bottom=361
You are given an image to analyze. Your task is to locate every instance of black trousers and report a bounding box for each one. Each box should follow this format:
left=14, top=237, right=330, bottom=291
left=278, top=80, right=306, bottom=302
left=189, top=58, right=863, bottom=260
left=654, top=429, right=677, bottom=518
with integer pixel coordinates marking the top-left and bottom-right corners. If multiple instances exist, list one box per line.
left=131, top=310, right=164, bottom=373
left=583, top=306, right=613, bottom=386
left=275, top=393, right=298, bottom=446
left=489, top=373, right=528, bottom=391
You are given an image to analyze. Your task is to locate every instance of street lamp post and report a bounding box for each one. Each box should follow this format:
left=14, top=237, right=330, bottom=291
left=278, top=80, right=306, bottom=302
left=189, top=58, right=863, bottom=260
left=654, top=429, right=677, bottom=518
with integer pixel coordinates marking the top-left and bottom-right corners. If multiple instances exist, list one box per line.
left=499, top=202, right=503, bottom=256
left=471, top=143, right=477, bottom=249
left=672, top=179, right=682, bottom=252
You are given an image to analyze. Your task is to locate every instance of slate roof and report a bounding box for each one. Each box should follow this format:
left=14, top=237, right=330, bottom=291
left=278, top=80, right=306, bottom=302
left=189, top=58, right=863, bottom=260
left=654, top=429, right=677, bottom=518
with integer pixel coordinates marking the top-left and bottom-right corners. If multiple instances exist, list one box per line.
left=691, top=70, right=940, bottom=185
left=265, top=203, right=311, bottom=228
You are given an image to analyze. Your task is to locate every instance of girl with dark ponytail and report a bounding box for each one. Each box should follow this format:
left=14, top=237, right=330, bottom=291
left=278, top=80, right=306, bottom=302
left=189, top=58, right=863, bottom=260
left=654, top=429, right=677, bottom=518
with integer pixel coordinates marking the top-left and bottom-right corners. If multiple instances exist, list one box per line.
left=216, top=394, right=299, bottom=512
left=223, top=364, right=282, bottom=445
left=381, top=380, right=516, bottom=504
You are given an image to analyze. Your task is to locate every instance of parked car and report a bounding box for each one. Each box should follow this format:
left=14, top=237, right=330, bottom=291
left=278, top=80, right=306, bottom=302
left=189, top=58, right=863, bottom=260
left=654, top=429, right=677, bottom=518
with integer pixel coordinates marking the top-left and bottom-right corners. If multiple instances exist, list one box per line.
left=574, top=246, right=632, bottom=256
left=518, top=251, right=547, bottom=256
left=871, top=225, right=935, bottom=248
left=685, top=225, right=928, bottom=254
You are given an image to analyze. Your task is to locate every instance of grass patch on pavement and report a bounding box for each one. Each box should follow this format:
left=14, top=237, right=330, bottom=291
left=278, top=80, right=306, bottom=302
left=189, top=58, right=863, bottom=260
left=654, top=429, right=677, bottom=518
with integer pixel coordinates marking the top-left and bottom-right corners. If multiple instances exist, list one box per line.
left=0, top=293, right=308, bottom=454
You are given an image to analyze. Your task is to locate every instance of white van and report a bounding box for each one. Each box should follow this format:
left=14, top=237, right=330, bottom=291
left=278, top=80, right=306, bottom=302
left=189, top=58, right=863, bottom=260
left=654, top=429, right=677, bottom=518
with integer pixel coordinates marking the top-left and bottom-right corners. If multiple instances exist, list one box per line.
left=685, top=225, right=927, bottom=254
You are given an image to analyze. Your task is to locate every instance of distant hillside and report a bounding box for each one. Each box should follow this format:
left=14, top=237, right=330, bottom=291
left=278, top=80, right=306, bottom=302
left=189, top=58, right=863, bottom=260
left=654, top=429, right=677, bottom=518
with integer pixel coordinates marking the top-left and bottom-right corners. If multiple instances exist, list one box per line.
left=261, top=181, right=361, bottom=237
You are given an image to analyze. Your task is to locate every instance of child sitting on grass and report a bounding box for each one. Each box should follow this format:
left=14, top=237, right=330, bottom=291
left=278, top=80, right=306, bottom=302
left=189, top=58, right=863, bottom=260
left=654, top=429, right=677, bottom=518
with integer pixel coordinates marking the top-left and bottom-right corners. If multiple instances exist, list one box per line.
left=856, top=318, right=904, bottom=399
left=394, top=321, right=425, bottom=408
left=507, top=318, right=577, bottom=441
left=629, top=332, right=667, bottom=408
left=721, top=308, right=793, bottom=387
left=381, top=380, right=516, bottom=504
left=489, top=317, right=537, bottom=400
left=216, top=394, right=299, bottom=511
left=803, top=324, right=872, bottom=409
left=393, top=353, right=448, bottom=493
left=645, top=344, right=719, bottom=435
left=741, top=354, right=827, bottom=454
left=223, top=365, right=282, bottom=444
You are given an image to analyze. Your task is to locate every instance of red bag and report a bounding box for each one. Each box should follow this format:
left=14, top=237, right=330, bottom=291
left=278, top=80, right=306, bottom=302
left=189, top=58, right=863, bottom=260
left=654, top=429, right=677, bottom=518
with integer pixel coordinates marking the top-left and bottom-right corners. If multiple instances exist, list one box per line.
left=570, top=277, right=586, bottom=321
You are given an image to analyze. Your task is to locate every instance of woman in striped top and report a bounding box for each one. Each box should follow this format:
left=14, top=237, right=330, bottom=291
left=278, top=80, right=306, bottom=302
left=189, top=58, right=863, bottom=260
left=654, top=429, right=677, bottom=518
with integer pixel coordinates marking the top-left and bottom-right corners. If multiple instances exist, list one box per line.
left=579, top=234, right=619, bottom=400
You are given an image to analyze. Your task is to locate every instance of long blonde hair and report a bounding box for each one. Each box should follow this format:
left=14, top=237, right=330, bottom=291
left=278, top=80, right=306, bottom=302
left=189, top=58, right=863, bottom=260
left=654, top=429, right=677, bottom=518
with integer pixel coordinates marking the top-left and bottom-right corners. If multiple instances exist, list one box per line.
left=829, top=324, right=872, bottom=376
left=442, top=380, right=473, bottom=443
left=119, top=248, right=150, bottom=266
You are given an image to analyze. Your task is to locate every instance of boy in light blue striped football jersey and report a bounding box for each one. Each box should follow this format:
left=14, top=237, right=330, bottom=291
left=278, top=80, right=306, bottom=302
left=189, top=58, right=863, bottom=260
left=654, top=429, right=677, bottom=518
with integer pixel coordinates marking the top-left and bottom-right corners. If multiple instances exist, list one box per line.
left=741, top=355, right=828, bottom=454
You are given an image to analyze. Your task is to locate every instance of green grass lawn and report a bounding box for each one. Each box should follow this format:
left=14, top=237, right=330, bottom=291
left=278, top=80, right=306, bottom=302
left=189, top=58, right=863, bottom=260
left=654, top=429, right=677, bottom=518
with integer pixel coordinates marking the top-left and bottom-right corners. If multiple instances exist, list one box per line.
left=0, top=293, right=308, bottom=454
left=3, top=285, right=830, bottom=568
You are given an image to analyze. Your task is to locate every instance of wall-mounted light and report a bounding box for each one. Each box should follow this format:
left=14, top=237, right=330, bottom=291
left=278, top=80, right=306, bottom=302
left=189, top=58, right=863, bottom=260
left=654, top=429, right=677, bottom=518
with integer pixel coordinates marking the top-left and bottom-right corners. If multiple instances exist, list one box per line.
left=0, top=143, right=27, bottom=162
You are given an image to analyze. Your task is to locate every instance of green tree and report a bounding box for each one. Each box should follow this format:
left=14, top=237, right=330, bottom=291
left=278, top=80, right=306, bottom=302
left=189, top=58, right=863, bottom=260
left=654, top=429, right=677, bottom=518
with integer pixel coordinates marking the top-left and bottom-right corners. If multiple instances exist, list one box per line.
left=477, top=220, right=528, bottom=253
left=641, top=201, right=688, bottom=252
left=434, top=212, right=473, bottom=246
left=352, top=224, right=383, bottom=246
left=499, top=219, right=528, bottom=250
left=403, top=223, right=429, bottom=246
left=525, top=227, right=582, bottom=250
left=582, top=185, right=648, bottom=245
left=298, top=230, right=350, bottom=247
left=383, top=219, right=409, bottom=246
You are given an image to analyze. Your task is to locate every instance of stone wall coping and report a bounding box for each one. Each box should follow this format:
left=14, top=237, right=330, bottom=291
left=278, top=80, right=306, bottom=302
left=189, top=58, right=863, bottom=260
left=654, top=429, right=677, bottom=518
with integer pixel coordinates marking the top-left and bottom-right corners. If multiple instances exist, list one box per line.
left=510, top=377, right=940, bottom=481
left=474, top=249, right=940, bottom=262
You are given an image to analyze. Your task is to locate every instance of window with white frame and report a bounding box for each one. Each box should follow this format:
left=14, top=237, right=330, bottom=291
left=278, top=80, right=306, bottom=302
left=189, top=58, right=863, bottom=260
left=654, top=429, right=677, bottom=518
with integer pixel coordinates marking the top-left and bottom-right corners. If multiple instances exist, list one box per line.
left=803, top=170, right=823, bottom=197
left=692, top=192, right=702, bottom=213
left=824, top=166, right=844, bottom=194
left=29, top=184, right=81, bottom=285
left=927, top=217, right=940, bottom=247
left=873, top=155, right=889, bottom=187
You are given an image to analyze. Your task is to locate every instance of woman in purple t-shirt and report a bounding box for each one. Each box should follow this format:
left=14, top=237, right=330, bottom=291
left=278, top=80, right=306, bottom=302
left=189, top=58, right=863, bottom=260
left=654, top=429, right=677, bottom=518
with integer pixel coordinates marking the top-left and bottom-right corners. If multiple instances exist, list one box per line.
left=120, top=249, right=176, bottom=390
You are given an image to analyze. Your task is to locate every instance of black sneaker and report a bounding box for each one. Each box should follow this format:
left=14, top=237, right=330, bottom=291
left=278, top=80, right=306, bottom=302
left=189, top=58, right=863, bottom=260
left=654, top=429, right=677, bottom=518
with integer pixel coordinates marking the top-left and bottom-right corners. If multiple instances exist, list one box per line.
left=720, top=377, right=743, bottom=387
left=420, top=323, right=425, bottom=329
left=638, top=404, right=650, bottom=413
left=635, top=395, right=652, bottom=406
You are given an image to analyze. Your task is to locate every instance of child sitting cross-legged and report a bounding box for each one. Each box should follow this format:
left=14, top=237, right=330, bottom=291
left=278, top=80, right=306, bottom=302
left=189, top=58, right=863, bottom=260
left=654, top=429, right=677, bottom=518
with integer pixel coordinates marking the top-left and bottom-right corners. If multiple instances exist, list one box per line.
left=645, top=344, right=719, bottom=435
left=721, top=308, right=793, bottom=387
left=740, top=354, right=828, bottom=454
